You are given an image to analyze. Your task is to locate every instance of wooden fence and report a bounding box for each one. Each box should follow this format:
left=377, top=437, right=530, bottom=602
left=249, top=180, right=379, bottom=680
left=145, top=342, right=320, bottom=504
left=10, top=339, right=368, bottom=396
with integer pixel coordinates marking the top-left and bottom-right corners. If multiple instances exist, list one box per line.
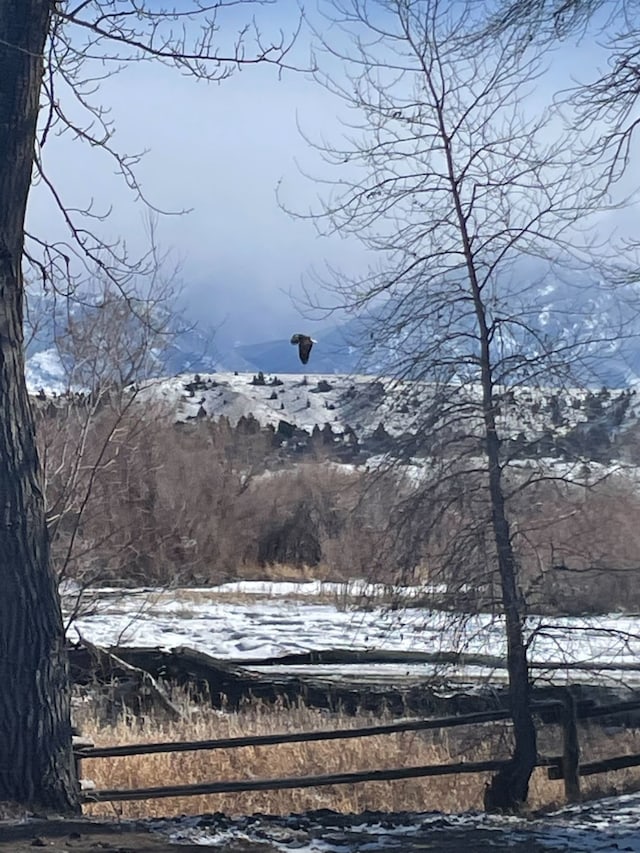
left=75, top=695, right=640, bottom=805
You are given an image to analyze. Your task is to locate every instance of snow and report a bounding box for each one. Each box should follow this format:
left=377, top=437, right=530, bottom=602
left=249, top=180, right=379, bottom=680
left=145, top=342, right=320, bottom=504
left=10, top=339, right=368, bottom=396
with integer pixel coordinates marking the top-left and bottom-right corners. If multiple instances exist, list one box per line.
left=63, top=581, right=640, bottom=849
left=64, top=582, right=640, bottom=686
left=25, top=347, right=67, bottom=395
left=152, top=792, right=640, bottom=850
left=126, top=371, right=638, bottom=446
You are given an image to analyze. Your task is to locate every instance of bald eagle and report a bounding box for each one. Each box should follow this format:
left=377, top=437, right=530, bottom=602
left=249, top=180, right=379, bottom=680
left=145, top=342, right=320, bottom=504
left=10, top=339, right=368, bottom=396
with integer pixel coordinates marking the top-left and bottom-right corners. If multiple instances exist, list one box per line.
left=290, top=333, right=316, bottom=365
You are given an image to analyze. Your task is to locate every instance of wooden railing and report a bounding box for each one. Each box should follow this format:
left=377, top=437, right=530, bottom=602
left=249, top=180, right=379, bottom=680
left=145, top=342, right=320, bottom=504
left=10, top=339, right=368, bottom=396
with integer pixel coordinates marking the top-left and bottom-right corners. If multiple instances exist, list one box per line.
left=75, top=695, right=640, bottom=805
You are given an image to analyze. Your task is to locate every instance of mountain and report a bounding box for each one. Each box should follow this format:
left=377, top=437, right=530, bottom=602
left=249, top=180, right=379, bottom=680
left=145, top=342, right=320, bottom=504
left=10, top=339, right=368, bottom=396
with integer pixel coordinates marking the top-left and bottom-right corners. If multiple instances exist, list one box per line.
left=24, top=270, right=640, bottom=389
left=118, top=370, right=638, bottom=468
left=218, top=274, right=640, bottom=386
left=229, top=324, right=362, bottom=375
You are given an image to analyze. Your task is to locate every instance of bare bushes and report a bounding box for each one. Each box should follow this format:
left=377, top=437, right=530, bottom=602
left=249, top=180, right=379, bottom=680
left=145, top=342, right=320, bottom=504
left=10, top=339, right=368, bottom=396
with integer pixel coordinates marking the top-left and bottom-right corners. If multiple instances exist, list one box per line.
left=244, top=463, right=389, bottom=579
left=375, top=461, right=502, bottom=603
left=365, top=459, right=640, bottom=614
left=38, top=397, right=640, bottom=612
left=38, top=404, right=400, bottom=587
left=508, top=474, right=640, bottom=614
left=38, top=389, right=160, bottom=587
left=40, top=404, right=269, bottom=586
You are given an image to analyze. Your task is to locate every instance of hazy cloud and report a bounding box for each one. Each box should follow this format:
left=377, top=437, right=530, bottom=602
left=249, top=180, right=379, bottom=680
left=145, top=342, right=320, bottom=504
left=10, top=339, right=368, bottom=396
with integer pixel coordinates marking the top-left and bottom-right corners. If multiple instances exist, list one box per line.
left=26, top=5, right=640, bottom=357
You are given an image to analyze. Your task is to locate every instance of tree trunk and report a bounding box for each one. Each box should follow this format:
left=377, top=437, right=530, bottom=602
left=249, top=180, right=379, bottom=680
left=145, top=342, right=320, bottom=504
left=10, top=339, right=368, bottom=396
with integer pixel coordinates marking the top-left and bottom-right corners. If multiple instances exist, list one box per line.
left=483, top=436, right=538, bottom=810
left=442, top=109, right=537, bottom=811
left=476, top=313, right=537, bottom=810
left=0, top=1, right=79, bottom=811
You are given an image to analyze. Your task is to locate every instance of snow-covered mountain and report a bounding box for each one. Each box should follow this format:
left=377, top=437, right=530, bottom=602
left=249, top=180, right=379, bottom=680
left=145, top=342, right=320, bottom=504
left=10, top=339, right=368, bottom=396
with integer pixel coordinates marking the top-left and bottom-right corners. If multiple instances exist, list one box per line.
left=24, top=266, right=640, bottom=386
left=68, top=370, right=635, bottom=468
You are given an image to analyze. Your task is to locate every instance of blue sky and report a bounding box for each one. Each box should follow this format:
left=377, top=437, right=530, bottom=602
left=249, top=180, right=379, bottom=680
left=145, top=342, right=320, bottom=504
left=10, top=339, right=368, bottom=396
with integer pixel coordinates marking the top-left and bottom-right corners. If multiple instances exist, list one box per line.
left=26, top=2, right=637, bottom=354
left=28, top=3, right=355, bottom=351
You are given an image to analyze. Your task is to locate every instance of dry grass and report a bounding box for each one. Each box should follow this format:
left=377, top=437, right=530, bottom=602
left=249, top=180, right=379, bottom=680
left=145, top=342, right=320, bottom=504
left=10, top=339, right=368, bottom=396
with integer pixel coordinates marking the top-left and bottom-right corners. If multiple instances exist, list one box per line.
left=76, top=695, right=640, bottom=819
left=113, top=581, right=396, bottom=613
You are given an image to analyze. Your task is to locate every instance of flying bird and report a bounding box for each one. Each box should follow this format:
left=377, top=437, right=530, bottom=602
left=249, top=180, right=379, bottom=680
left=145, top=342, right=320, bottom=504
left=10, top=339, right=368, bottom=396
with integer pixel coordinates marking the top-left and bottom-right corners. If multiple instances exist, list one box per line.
left=290, top=333, right=316, bottom=365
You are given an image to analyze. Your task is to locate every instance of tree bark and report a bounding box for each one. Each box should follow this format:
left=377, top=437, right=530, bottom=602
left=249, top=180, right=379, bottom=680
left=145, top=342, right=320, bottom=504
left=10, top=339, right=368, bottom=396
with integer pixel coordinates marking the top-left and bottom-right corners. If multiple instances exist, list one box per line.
left=0, top=0, right=79, bottom=811
left=436, top=78, right=537, bottom=810
left=483, top=436, right=538, bottom=810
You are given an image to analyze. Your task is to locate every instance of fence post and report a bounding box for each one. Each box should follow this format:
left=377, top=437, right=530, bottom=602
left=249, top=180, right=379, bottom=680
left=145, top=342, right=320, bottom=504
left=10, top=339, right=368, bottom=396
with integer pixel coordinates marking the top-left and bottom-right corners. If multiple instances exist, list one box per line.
left=559, top=688, right=580, bottom=803
left=72, top=734, right=95, bottom=794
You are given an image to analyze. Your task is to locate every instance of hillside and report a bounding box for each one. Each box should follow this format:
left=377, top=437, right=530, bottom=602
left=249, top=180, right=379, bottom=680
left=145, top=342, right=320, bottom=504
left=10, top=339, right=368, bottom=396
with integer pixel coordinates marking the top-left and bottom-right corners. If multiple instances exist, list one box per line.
left=130, top=370, right=639, bottom=467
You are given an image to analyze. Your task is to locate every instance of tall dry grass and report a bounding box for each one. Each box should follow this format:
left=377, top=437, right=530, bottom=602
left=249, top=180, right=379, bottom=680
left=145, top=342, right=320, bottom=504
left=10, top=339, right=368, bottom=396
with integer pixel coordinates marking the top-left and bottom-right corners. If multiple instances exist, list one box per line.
left=76, top=696, right=640, bottom=819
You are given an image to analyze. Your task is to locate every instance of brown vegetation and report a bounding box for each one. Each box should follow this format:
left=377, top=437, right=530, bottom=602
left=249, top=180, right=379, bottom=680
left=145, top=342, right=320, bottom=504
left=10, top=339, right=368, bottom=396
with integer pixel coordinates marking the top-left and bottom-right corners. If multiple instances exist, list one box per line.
left=76, top=696, right=640, bottom=819
left=36, top=395, right=640, bottom=613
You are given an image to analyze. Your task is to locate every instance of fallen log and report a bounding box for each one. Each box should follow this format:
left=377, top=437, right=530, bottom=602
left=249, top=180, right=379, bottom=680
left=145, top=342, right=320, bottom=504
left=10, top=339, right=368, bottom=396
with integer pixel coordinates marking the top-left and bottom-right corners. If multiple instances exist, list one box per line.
left=67, top=643, right=508, bottom=717
left=74, top=637, right=184, bottom=720
left=66, top=643, right=640, bottom=723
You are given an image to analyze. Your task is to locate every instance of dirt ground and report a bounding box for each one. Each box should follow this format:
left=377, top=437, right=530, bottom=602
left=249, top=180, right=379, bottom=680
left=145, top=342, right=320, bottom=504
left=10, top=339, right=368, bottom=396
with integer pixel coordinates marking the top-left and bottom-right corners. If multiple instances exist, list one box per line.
left=0, top=815, right=572, bottom=853
left=0, top=819, right=207, bottom=853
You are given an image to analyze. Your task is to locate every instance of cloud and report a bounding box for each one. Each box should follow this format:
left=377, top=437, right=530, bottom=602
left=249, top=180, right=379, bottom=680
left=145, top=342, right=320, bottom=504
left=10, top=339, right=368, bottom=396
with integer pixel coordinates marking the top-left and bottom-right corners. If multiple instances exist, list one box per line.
left=27, top=4, right=639, bottom=358
left=27, top=27, right=361, bottom=346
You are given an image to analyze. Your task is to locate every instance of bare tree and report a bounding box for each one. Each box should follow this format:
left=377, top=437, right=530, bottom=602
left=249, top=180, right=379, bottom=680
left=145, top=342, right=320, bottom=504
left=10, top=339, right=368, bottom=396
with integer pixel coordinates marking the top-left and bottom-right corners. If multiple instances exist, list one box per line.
left=0, top=0, right=78, bottom=812
left=0, top=0, right=299, bottom=812
left=55, top=254, right=179, bottom=394
left=34, top=268, right=178, bottom=627
left=485, top=0, right=640, bottom=188
left=287, top=0, right=633, bottom=810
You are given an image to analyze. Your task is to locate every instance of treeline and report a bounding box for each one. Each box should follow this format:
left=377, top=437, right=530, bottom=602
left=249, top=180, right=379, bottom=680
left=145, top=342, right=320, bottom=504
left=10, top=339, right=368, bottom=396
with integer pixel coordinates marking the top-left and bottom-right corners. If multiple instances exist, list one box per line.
left=35, top=394, right=640, bottom=614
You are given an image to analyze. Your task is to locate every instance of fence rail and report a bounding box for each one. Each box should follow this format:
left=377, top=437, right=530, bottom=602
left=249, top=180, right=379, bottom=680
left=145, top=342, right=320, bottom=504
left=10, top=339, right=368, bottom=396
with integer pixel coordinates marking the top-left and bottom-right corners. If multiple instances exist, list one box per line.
left=77, top=695, right=640, bottom=805
left=75, top=707, right=520, bottom=760
left=85, top=760, right=519, bottom=803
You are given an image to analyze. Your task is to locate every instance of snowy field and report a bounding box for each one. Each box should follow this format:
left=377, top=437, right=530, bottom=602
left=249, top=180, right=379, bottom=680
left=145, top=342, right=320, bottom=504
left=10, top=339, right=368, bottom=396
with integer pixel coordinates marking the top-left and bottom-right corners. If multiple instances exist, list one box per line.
left=153, top=793, right=640, bottom=851
left=63, top=580, right=640, bottom=687
left=62, top=581, right=640, bottom=850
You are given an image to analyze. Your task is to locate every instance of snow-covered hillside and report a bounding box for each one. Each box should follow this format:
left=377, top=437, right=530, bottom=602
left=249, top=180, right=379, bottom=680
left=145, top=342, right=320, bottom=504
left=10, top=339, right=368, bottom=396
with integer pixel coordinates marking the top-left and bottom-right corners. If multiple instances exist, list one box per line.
left=130, top=371, right=638, bottom=456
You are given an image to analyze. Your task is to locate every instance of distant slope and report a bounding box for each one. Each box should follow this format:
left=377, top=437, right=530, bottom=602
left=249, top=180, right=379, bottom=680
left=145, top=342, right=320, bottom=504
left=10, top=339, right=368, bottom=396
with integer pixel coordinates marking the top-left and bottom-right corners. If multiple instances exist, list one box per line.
left=231, top=326, right=362, bottom=375
left=132, top=371, right=638, bottom=466
left=25, top=271, right=640, bottom=386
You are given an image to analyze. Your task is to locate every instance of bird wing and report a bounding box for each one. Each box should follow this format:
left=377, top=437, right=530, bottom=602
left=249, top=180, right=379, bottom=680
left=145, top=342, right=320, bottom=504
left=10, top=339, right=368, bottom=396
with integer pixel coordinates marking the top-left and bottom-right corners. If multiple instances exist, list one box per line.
left=299, top=337, right=313, bottom=364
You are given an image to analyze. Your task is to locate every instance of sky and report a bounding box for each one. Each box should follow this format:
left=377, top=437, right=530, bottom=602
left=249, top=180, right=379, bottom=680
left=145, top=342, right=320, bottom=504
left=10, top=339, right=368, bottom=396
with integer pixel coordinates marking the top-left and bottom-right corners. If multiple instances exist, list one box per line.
left=27, top=3, right=358, bottom=352
left=25, top=2, right=637, bottom=357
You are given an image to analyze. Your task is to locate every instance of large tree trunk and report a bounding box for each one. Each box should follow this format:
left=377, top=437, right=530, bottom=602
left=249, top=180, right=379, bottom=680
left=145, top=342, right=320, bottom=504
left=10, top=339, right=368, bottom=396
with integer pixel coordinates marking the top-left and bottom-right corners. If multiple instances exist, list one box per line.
left=0, top=1, right=79, bottom=811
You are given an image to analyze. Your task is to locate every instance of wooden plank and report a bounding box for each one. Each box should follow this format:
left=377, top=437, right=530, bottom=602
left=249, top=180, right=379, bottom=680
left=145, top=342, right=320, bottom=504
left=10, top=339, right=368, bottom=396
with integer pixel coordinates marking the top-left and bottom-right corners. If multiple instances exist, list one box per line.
left=548, top=752, right=640, bottom=780
left=75, top=707, right=520, bottom=759
left=578, top=753, right=640, bottom=776
left=579, top=699, right=640, bottom=720
left=559, top=689, right=580, bottom=802
left=82, top=758, right=513, bottom=803
left=239, top=648, right=507, bottom=668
